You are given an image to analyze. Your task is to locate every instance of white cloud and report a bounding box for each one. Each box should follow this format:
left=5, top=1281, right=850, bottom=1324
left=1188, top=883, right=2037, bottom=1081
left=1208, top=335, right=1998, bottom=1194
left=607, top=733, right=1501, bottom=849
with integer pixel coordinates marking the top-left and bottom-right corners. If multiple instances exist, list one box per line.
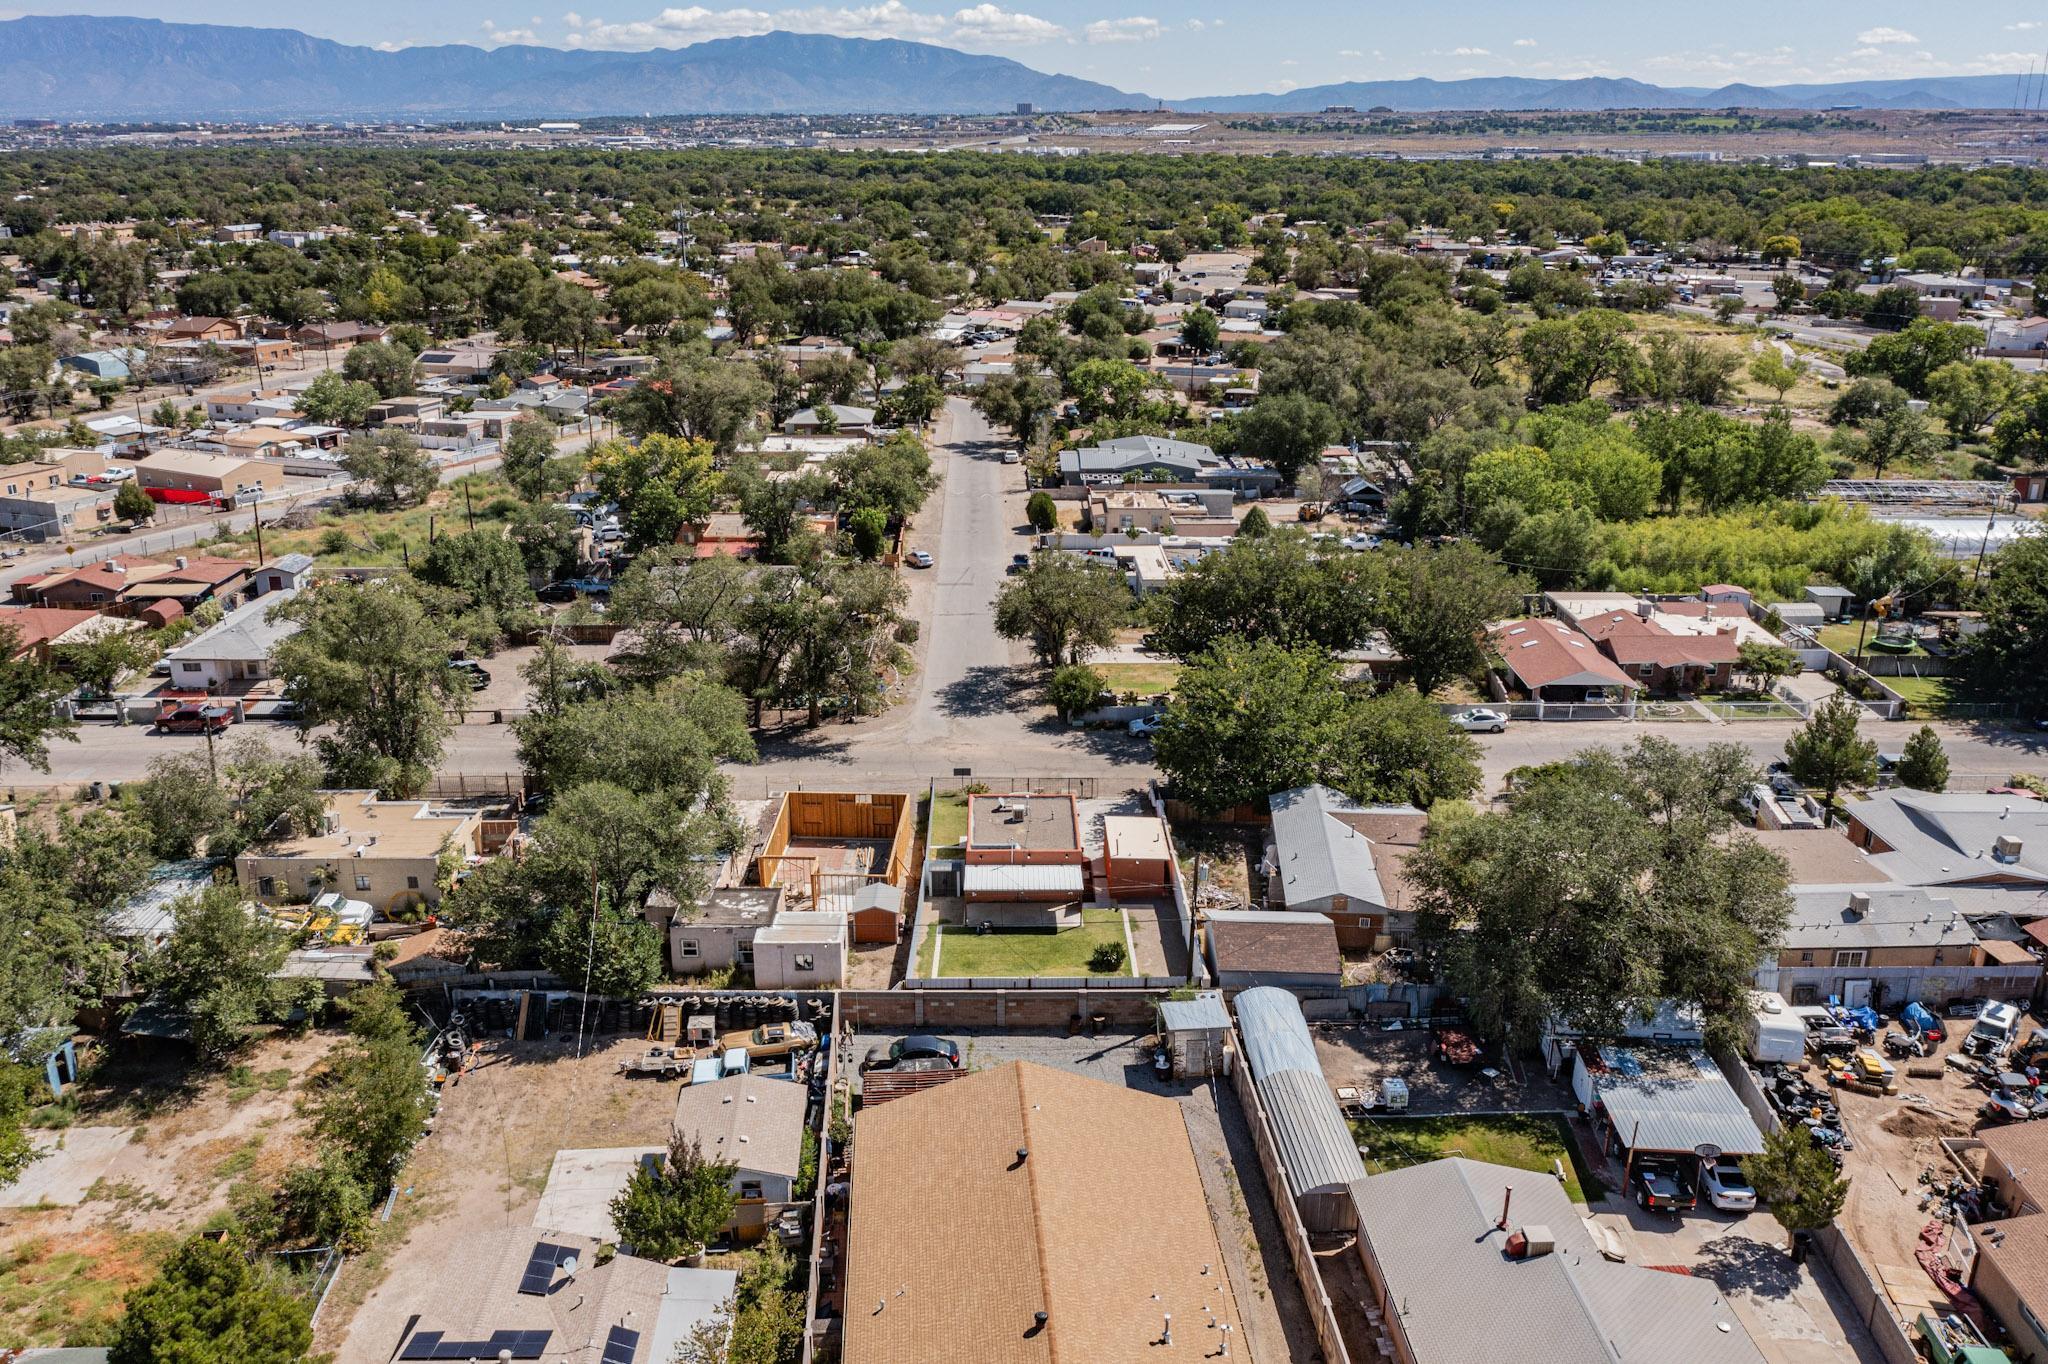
left=559, top=1, right=1068, bottom=50
left=949, top=3, right=1063, bottom=44
left=1855, top=26, right=1918, bottom=45
left=482, top=19, right=540, bottom=44
left=1084, top=15, right=1162, bottom=44
left=1450, top=46, right=1488, bottom=56
left=1338, top=48, right=1360, bottom=57
left=374, top=39, right=411, bottom=50
left=2009, top=21, right=2041, bottom=31
left=1513, top=37, right=1536, bottom=47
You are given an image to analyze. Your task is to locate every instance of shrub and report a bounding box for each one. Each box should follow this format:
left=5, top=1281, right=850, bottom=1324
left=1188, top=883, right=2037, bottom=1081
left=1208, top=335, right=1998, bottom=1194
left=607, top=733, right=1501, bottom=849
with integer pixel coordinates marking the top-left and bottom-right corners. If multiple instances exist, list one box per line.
left=1089, top=940, right=1128, bottom=974
left=1025, top=490, right=1058, bottom=531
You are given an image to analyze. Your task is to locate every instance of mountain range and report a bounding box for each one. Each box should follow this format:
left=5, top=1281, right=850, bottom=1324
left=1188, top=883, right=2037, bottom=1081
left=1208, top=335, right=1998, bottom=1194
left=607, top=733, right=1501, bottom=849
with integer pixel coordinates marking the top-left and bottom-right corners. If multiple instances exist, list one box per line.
left=0, top=15, right=2033, bottom=120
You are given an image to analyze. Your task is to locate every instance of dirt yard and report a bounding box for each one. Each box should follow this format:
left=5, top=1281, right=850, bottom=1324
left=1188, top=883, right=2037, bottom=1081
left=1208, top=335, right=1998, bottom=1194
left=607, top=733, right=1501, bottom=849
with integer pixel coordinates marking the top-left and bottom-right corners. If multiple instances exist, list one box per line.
left=0, top=1030, right=338, bottom=1346
left=322, top=1034, right=685, bottom=1364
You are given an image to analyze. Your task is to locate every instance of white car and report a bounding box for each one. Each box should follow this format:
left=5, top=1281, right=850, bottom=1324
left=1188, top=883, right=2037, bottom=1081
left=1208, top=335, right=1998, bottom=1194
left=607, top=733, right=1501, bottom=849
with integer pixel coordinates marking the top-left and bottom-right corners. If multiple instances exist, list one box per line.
left=905, top=549, right=933, bottom=568
left=1128, top=714, right=1164, bottom=736
left=1449, top=708, right=1509, bottom=734
left=1700, top=1158, right=1756, bottom=1213
left=1341, top=533, right=1382, bottom=551
left=1002, top=449, right=1021, bottom=465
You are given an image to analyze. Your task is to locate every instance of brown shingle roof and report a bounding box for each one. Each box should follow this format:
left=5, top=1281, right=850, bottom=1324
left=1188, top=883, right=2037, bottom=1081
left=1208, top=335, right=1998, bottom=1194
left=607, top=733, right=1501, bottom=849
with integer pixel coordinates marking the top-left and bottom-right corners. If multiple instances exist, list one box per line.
left=1981, top=1122, right=2048, bottom=1211
left=843, top=1061, right=1239, bottom=1364
left=1976, top=1214, right=2048, bottom=1322
left=1490, top=618, right=1638, bottom=692
left=1205, top=910, right=1342, bottom=978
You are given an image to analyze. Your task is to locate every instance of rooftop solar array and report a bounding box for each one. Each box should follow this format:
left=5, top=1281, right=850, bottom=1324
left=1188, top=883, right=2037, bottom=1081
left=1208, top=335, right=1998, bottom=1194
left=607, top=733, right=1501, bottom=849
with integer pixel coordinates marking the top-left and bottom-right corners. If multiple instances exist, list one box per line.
left=517, top=1242, right=576, bottom=1296
left=600, top=1325, right=641, bottom=1364
left=400, top=1329, right=552, bottom=1360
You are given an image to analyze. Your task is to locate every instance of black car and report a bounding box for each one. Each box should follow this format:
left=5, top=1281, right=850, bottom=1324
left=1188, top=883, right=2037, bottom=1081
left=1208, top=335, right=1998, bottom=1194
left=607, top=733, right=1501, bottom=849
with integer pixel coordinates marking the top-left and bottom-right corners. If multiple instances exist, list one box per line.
left=450, top=659, right=491, bottom=691
left=1008, top=554, right=1031, bottom=574
left=863, top=1035, right=962, bottom=1072
left=1632, top=1160, right=1695, bottom=1212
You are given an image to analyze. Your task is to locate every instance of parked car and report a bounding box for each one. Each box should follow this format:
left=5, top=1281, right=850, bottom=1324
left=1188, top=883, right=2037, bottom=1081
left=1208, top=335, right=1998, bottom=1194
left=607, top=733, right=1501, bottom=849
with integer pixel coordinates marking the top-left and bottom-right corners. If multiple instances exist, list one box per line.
left=906, top=549, right=933, bottom=568
left=1699, top=1158, right=1756, bottom=1213
left=1008, top=553, right=1032, bottom=574
left=1340, top=533, right=1382, bottom=551
left=1632, top=1160, right=1694, bottom=1212
left=450, top=659, right=491, bottom=691
left=719, top=1021, right=818, bottom=1061
left=157, top=703, right=233, bottom=735
left=1449, top=708, right=1510, bottom=734
left=1128, top=714, right=1164, bottom=736
left=1002, top=449, right=1021, bottom=464
left=863, top=1034, right=961, bottom=1072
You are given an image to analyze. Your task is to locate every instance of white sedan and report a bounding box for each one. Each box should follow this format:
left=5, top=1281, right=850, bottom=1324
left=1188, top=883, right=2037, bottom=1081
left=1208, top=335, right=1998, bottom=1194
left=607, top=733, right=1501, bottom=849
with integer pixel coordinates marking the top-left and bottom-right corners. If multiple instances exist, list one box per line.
left=1128, top=714, right=1164, bottom=735
left=1700, top=1158, right=1756, bottom=1213
left=905, top=549, right=933, bottom=568
left=1449, top=708, right=1510, bottom=734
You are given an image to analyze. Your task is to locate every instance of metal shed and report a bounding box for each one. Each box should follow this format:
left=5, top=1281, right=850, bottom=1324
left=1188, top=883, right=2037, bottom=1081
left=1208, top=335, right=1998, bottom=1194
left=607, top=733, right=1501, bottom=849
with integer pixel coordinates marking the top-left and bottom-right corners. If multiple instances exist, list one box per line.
left=1158, top=990, right=1231, bottom=1079
left=1233, top=987, right=1367, bottom=1232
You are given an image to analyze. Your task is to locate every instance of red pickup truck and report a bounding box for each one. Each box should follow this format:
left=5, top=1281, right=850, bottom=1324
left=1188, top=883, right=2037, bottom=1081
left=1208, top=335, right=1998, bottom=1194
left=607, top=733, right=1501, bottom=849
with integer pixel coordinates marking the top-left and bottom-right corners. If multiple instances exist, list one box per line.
left=156, top=703, right=234, bottom=735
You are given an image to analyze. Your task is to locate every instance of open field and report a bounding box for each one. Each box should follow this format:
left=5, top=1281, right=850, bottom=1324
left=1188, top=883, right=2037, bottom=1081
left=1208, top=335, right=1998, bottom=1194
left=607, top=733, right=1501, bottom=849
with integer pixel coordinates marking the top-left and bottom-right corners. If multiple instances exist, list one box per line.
left=214, top=472, right=523, bottom=568
left=1348, top=1113, right=1603, bottom=1203
left=923, top=908, right=1130, bottom=978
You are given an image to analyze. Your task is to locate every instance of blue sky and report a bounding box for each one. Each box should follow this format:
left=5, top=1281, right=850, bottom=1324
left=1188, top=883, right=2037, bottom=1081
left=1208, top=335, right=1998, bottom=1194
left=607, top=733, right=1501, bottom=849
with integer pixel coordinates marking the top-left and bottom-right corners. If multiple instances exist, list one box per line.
left=8, top=2, right=2048, bottom=98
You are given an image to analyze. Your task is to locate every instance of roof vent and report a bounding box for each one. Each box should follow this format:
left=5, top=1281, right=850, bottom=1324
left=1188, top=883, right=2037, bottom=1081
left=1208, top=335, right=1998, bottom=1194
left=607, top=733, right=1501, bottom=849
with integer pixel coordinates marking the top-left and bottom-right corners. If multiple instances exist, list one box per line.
left=1994, top=835, right=2023, bottom=864
left=1504, top=1225, right=1555, bottom=1259
left=1846, top=891, right=1870, bottom=918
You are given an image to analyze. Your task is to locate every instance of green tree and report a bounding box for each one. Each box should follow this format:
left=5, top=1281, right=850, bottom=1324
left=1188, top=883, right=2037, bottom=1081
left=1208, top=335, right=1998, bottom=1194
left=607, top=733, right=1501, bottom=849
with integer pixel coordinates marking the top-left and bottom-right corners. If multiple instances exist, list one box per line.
left=272, top=580, right=462, bottom=797
left=1334, top=687, right=1482, bottom=809
left=1024, top=491, right=1058, bottom=532
left=992, top=554, right=1130, bottom=666
left=52, top=629, right=153, bottom=698
left=1735, top=640, right=1801, bottom=693
left=1859, top=284, right=1923, bottom=333
left=1239, top=505, right=1272, bottom=537
left=1409, top=737, right=1788, bottom=1049
left=1046, top=663, right=1106, bottom=721
left=848, top=505, right=888, bottom=559
left=588, top=434, right=722, bottom=552
left=416, top=528, right=535, bottom=635
left=970, top=367, right=1060, bottom=451
left=500, top=414, right=572, bottom=502
left=1741, top=1125, right=1850, bottom=1250
left=1153, top=640, right=1348, bottom=814
left=613, top=354, right=768, bottom=455
left=1962, top=531, right=2048, bottom=717
left=341, top=429, right=436, bottom=508
left=1519, top=309, right=1637, bottom=406
left=114, top=479, right=156, bottom=522
left=1143, top=533, right=1375, bottom=659
left=825, top=432, right=933, bottom=522
left=1925, top=360, right=2017, bottom=443
left=0, top=631, right=77, bottom=774
left=610, top=1131, right=740, bottom=1262
left=1748, top=349, right=1804, bottom=403
left=297, top=370, right=378, bottom=427
left=1180, top=305, right=1220, bottom=354
left=110, top=1234, right=312, bottom=1364
left=1376, top=543, right=1528, bottom=697
left=341, top=340, right=418, bottom=398
left=513, top=676, right=753, bottom=801
left=1784, top=694, right=1878, bottom=814
left=138, top=885, right=316, bottom=1064
left=315, top=983, right=432, bottom=1184
left=1235, top=392, right=1338, bottom=486
left=1769, top=273, right=1806, bottom=311
left=1845, top=318, right=1978, bottom=396
left=1896, top=725, right=1949, bottom=793
left=0, top=1059, right=36, bottom=1185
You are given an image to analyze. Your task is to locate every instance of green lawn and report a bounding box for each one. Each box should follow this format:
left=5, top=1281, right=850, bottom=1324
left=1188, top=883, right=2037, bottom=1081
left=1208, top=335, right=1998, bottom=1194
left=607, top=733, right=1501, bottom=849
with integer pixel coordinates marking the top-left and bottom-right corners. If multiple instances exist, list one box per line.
left=1816, top=622, right=1925, bottom=659
left=1349, top=1113, right=1604, bottom=1204
left=925, top=908, right=1129, bottom=978
left=1881, top=674, right=1979, bottom=718
left=1093, top=662, right=1182, bottom=697
left=927, top=793, right=969, bottom=855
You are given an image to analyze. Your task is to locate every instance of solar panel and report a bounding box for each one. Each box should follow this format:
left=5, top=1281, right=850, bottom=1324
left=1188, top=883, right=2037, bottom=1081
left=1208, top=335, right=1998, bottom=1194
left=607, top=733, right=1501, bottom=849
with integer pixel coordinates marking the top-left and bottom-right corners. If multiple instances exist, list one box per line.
left=399, top=1333, right=443, bottom=1361
left=600, top=1325, right=641, bottom=1364
left=508, top=1330, right=552, bottom=1360
left=516, top=1242, right=574, bottom=1296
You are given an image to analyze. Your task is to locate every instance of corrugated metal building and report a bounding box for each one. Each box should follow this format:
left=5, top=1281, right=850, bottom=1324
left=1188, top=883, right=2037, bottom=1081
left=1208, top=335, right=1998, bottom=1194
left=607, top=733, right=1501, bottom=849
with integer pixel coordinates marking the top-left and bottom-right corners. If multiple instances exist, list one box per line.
left=1234, top=986, right=1367, bottom=1232
left=1572, top=1045, right=1764, bottom=1161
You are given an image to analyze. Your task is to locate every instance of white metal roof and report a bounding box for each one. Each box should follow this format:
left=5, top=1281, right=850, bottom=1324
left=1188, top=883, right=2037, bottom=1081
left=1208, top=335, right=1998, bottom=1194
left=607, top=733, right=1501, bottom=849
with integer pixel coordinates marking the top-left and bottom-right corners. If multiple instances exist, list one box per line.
left=959, top=863, right=1084, bottom=895
left=1591, top=1048, right=1764, bottom=1157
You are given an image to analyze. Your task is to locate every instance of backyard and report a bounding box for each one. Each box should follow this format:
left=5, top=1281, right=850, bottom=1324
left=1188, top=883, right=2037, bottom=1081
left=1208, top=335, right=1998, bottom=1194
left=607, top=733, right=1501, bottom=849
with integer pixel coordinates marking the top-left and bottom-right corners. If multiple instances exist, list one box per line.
left=918, top=908, right=1132, bottom=978
left=1347, top=1113, right=1604, bottom=1203
left=1093, top=661, right=1182, bottom=697
left=926, top=792, right=968, bottom=855
left=1816, top=621, right=1925, bottom=659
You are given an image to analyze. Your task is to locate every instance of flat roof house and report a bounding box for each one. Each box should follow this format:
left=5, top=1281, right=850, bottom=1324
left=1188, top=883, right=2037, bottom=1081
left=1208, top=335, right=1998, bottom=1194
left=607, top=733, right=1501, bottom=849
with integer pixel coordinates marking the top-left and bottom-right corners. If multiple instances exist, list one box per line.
left=961, top=793, right=1084, bottom=902
left=657, top=885, right=782, bottom=976
left=669, top=1074, right=808, bottom=1242
left=1264, top=785, right=1426, bottom=948
left=1765, top=884, right=2040, bottom=1008
left=0, top=463, right=113, bottom=542
left=134, top=448, right=284, bottom=502
left=237, top=789, right=485, bottom=914
left=842, top=1060, right=1241, bottom=1364
left=749, top=910, right=847, bottom=989
left=1349, top=1157, right=1766, bottom=1364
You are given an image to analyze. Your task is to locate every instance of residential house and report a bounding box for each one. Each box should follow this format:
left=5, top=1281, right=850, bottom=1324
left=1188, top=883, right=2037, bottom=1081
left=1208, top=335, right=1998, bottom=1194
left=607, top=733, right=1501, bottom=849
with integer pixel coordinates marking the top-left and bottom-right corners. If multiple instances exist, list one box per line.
left=0, top=606, right=130, bottom=660
left=749, top=910, right=847, bottom=988
left=1348, top=1158, right=1767, bottom=1364
left=1968, top=1124, right=2048, bottom=1364
left=842, top=1060, right=1241, bottom=1364
left=1843, top=791, right=2048, bottom=893
left=1763, top=884, right=2040, bottom=1008
left=1101, top=814, right=1174, bottom=900
left=160, top=586, right=300, bottom=686
left=250, top=553, right=315, bottom=596
left=133, top=448, right=283, bottom=502
left=780, top=404, right=875, bottom=435
left=1572, top=605, right=1742, bottom=694
left=200, top=427, right=300, bottom=461
left=1086, top=487, right=1238, bottom=537
left=1489, top=618, right=1640, bottom=714
left=384, top=1228, right=732, bottom=1364
left=366, top=395, right=446, bottom=428
left=205, top=387, right=299, bottom=424
left=1204, top=909, right=1343, bottom=992
left=237, top=789, right=486, bottom=912
left=290, top=320, right=387, bottom=349
left=669, top=1074, right=808, bottom=1241
left=0, top=463, right=114, bottom=541
left=1985, top=316, right=2048, bottom=358
left=415, top=345, right=500, bottom=382
left=212, top=224, right=264, bottom=243
left=162, top=316, right=241, bottom=343
left=1897, top=273, right=1991, bottom=302
left=1263, top=785, right=1426, bottom=948
left=1057, top=434, right=1221, bottom=487
left=12, top=553, right=250, bottom=618
left=961, top=793, right=1085, bottom=903
left=656, top=885, right=782, bottom=975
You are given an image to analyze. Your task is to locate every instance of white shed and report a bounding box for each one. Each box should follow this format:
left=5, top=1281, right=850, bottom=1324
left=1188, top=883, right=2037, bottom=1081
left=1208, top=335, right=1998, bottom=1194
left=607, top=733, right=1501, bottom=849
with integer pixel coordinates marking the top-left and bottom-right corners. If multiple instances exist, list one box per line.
left=750, top=911, right=847, bottom=989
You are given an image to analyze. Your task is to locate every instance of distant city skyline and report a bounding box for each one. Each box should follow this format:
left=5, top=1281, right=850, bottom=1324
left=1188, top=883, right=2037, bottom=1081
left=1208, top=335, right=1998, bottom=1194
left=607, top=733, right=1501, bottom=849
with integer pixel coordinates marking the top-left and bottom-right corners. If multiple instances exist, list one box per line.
left=4, top=2, right=2047, bottom=102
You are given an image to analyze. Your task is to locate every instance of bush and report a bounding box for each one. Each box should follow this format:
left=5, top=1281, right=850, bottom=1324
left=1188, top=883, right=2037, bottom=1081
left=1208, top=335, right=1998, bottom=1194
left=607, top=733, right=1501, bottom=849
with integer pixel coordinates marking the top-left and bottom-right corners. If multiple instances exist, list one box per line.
left=1089, top=940, right=1128, bottom=974
left=1025, top=490, right=1058, bottom=532
left=1045, top=663, right=1106, bottom=721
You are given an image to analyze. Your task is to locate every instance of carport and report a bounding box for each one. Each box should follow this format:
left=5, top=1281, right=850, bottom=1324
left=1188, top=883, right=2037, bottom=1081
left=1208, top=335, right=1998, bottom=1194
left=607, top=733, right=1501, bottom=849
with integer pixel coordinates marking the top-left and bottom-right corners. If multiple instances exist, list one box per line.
left=1575, top=1045, right=1764, bottom=1168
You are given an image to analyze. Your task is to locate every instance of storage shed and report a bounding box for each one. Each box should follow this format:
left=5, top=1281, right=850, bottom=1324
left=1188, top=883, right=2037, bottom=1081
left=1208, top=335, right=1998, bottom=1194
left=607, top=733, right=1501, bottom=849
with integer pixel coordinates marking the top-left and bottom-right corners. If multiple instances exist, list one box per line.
left=847, top=881, right=904, bottom=945
left=1102, top=814, right=1174, bottom=900
left=1158, top=990, right=1231, bottom=1079
left=1234, top=986, right=1367, bottom=1232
